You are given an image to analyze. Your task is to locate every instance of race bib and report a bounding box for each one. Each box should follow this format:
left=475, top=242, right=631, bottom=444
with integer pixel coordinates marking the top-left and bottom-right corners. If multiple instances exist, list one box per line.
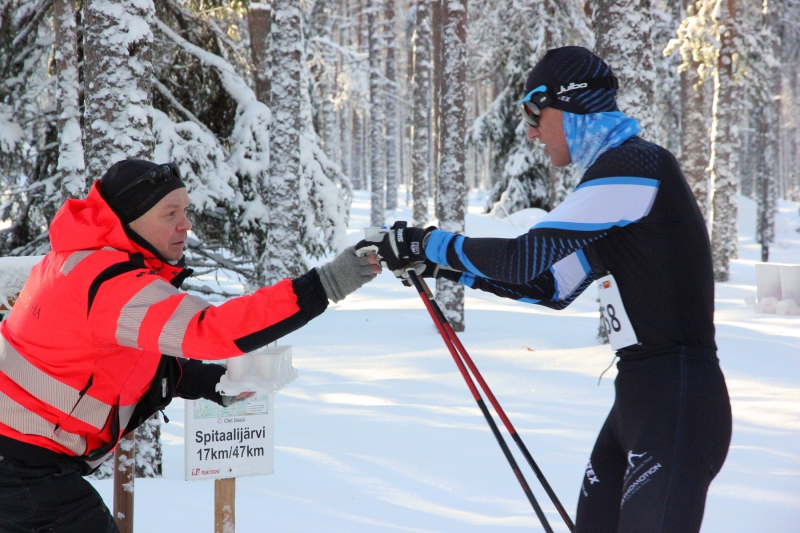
left=597, top=274, right=639, bottom=350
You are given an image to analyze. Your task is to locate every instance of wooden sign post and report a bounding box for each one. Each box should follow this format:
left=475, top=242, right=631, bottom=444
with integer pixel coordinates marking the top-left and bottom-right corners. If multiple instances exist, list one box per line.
left=113, top=433, right=136, bottom=533
left=214, top=478, right=236, bottom=533
left=185, top=346, right=296, bottom=533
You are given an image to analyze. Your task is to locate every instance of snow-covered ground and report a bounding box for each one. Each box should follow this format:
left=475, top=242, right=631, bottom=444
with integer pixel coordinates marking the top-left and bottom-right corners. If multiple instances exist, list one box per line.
left=90, top=189, right=800, bottom=532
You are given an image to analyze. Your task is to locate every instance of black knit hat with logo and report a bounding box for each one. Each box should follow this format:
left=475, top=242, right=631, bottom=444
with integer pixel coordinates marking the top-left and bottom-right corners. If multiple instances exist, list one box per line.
left=524, top=46, right=619, bottom=115
left=99, top=159, right=186, bottom=224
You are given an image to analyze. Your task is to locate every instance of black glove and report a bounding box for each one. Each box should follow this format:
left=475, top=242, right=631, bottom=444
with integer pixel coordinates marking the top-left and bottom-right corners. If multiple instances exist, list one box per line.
left=175, top=360, right=228, bottom=406
left=355, top=221, right=435, bottom=271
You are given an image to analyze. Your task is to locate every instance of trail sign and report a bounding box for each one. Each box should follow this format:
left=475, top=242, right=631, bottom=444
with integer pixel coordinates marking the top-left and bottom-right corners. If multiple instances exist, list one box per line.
left=184, top=393, right=274, bottom=480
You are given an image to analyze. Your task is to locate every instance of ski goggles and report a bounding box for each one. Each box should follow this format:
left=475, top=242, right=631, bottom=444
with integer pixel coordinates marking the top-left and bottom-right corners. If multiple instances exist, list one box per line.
left=517, top=74, right=619, bottom=128
left=518, top=85, right=552, bottom=128
left=112, top=162, right=182, bottom=198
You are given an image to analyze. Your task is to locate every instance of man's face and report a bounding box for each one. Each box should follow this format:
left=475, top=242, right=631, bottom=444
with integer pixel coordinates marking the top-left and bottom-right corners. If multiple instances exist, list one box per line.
left=128, top=188, right=192, bottom=262
left=526, top=107, right=571, bottom=167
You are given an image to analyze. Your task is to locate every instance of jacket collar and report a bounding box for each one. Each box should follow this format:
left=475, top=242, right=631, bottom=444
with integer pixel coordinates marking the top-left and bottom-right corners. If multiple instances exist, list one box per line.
left=49, top=181, right=193, bottom=287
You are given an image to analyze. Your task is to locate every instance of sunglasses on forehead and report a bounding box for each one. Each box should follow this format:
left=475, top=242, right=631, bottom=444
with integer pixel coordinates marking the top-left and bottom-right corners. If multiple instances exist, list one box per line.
left=111, top=163, right=181, bottom=198
left=517, top=74, right=618, bottom=128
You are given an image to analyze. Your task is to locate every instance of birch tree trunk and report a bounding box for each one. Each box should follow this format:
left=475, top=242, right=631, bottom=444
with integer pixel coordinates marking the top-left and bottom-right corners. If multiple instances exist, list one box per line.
left=54, top=0, right=85, bottom=200
left=757, top=0, right=782, bottom=261
left=266, top=0, right=305, bottom=283
left=368, top=0, right=386, bottom=227
left=435, top=0, right=467, bottom=332
left=384, top=0, right=399, bottom=211
left=248, top=3, right=272, bottom=105
left=680, top=55, right=711, bottom=222
left=315, top=1, right=338, bottom=162
left=411, top=0, right=431, bottom=227
left=404, top=18, right=415, bottom=205
left=709, top=0, right=740, bottom=281
left=338, top=0, right=351, bottom=177
left=350, top=3, right=365, bottom=190
left=84, top=0, right=154, bottom=180
left=430, top=0, right=442, bottom=213
left=592, top=0, right=659, bottom=142
left=83, top=0, right=159, bottom=482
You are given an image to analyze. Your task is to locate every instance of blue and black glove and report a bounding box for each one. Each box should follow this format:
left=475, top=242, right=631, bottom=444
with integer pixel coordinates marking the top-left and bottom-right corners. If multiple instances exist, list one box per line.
left=355, top=221, right=435, bottom=271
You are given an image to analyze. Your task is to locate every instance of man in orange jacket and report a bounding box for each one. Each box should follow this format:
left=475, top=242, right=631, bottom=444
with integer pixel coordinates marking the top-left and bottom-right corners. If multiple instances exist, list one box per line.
left=0, top=159, right=380, bottom=532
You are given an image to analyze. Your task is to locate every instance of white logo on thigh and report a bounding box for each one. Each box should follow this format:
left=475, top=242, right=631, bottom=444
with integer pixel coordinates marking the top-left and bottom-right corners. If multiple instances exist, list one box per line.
left=585, top=461, right=600, bottom=485
left=625, top=450, right=647, bottom=477
left=581, top=460, right=600, bottom=497
left=620, top=450, right=662, bottom=508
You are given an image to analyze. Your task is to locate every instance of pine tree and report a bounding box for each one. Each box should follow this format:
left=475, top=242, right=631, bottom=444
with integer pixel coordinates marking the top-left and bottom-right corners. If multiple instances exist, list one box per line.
left=430, top=0, right=442, bottom=211
left=84, top=0, right=155, bottom=179
left=54, top=0, right=85, bottom=200
left=471, top=0, right=591, bottom=216
left=0, top=0, right=62, bottom=256
left=248, top=3, right=272, bottom=104
left=153, top=6, right=268, bottom=288
left=411, top=0, right=431, bottom=227
left=135, top=415, right=162, bottom=477
left=266, top=0, right=306, bottom=282
left=384, top=0, right=399, bottom=212
left=367, top=0, right=386, bottom=227
left=755, top=0, right=783, bottom=261
left=665, top=0, right=713, bottom=221
left=671, top=0, right=791, bottom=278
left=308, top=0, right=338, bottom=164
left=84, top=0, right=160, bottom=481
left=708, top=0, right=740, bottom=281
left=778, top=1, right=800, bottom=200
left=591, top=0, right=659, bottom=142
left=435, top=0, right=468, bottom=331
left=351, top=0, right=366, bottom=191
left=653, top=0, right=683, bottom=154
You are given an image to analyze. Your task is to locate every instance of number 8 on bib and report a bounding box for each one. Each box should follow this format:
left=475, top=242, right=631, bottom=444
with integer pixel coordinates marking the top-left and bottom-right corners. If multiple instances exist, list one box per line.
left=597, top=274, right=639, bottom=350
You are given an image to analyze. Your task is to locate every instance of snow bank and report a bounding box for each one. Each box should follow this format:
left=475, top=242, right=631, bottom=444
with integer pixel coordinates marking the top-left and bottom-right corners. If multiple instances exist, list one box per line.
left=0, top=256, right=43, bottom=308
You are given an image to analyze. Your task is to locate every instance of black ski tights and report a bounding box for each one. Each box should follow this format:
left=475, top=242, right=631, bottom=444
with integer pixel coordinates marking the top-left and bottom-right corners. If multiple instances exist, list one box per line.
left=575, top=347, right=731, bottom=533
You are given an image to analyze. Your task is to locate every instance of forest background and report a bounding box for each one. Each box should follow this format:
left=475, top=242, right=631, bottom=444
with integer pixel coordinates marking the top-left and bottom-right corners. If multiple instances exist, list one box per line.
left=1, top=0, right=799, bottom=478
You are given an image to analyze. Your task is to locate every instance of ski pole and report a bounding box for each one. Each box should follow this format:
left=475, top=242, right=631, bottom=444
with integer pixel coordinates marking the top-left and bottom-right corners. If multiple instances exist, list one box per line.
left=405, top=270, right=554, bottom=533
left=431, top=289, right=575, bottom=532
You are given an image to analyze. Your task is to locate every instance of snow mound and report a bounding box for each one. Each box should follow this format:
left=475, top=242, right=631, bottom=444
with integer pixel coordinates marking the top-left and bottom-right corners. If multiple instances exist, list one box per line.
left=0, top=256, right=42, bottom=307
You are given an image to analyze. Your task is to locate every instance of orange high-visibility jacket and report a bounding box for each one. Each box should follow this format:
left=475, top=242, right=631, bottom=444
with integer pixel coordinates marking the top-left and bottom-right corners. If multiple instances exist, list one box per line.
left=0, top=182, right=327, bottom=464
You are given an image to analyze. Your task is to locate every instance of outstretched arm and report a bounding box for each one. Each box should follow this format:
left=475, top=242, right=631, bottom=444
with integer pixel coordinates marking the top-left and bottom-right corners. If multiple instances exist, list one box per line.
left=440, top=249, right=595, bottom=310
left=426, top=177, right=659, bottom=285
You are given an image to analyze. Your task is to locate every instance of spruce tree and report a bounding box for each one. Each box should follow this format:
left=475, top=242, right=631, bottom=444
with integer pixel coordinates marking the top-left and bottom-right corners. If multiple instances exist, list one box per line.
left=436, top=0, right=468, bottom=331
left=411, top=0, right=431, bottom=227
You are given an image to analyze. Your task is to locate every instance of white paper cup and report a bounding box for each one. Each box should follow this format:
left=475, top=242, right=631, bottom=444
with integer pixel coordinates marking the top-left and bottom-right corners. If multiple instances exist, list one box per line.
left=255, top=354, right=280, bottom=380
left=226, top=355, right=253, bottom=382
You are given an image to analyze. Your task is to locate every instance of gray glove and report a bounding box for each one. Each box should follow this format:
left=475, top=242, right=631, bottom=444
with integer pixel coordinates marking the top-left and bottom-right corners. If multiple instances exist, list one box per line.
left=318, top=246, right=375, bottom=302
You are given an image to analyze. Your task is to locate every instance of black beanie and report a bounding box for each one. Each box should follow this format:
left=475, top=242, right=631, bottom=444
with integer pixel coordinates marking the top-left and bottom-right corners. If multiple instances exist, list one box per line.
left=524, top=46, right=618, bottom=115
left=99, top=159, right=186, bottom=224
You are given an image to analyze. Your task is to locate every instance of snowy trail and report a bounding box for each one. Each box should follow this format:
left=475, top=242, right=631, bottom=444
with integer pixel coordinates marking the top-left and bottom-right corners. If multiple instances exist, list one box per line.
left=91, top=191, right=799, bottom=532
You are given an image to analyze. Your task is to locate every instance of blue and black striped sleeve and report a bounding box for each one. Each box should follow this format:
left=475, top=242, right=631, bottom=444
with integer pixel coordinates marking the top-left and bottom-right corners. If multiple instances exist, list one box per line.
left=442, top=250, right=596, bottom=309
left=427, top=176, right=660, bottom=302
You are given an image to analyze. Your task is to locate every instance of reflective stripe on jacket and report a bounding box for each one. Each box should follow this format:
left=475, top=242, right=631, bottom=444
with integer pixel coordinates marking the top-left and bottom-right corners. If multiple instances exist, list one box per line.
left=0, top=182, right=328, bottom=460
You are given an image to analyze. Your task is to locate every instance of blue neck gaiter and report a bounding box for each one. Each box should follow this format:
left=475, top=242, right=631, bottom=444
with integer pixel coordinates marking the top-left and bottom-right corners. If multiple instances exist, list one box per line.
left=563, top=112, right=642, bottom=175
